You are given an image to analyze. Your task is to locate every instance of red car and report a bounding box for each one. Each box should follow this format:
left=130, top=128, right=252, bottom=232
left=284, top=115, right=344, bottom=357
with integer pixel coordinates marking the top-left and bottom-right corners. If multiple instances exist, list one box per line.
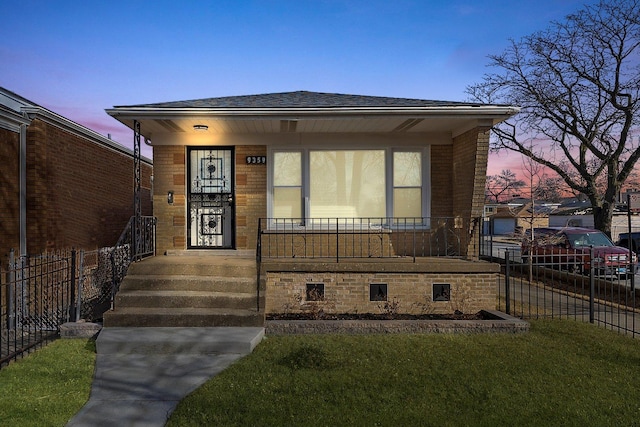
left=521, top=227, right=637, bottom=276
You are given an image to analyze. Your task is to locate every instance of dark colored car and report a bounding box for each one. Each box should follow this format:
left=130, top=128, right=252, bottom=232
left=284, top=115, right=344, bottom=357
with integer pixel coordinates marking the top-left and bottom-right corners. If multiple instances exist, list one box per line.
left=617, top=232, right=640, bottom=256
left=521, top=227, right=637, bottom=276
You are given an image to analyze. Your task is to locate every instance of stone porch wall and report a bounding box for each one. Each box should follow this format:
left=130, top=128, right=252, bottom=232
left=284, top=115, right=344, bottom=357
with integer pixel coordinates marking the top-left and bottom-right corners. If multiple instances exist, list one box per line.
left=263, top=259, right=498, bottom=316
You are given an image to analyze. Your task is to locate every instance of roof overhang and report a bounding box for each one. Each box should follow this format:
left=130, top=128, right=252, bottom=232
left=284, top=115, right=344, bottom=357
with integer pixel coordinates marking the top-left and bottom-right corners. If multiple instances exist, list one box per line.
left=106, top=104, right=520, bottom=143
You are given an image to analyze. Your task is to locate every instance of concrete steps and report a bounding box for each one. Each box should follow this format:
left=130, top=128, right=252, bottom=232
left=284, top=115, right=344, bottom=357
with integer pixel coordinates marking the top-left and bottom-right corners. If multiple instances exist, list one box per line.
left=115, top=290, right=256, bottom=309
left=103, top=255, right=264, bottom=327
left=120, top=275, right=257, bottom=293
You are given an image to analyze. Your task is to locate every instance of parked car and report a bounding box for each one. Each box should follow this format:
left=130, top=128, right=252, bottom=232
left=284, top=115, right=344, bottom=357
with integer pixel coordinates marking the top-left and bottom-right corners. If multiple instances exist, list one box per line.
left=617, top=232, right=640, bottom=256
left=521, top=227, right=637, bottom=276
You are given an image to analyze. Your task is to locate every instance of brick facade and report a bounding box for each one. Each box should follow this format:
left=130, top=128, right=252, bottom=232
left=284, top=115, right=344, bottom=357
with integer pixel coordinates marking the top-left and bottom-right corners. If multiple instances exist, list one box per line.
left=0, top=118, right=152, bottom=257
left=152, top=128, right=491, bottom=258
left=0, top=127, right=20, bottom=257
left=153, top=145, right=186, bottom=253
left=430, top=144, right=454, bottom=218
left=235, top=146, right=267, bottom=250
left=452, top=127, right=491, bottom=259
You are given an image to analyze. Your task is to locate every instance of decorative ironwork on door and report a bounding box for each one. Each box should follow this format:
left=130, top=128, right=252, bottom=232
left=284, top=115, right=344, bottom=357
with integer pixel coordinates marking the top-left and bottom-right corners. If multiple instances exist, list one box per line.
left=188, top=148, right=234, bottom=248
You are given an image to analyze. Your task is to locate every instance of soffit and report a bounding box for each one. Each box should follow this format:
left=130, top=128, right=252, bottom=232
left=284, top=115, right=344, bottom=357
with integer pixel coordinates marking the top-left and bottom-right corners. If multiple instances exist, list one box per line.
left=106, top=91, right=519, bottom=141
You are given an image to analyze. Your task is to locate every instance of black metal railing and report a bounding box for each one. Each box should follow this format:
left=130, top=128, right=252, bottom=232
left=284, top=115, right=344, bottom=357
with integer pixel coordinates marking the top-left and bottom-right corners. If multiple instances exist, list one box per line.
left=116, top=216, right=157, bottom=261
left=257, top=217, right=475, bottom=262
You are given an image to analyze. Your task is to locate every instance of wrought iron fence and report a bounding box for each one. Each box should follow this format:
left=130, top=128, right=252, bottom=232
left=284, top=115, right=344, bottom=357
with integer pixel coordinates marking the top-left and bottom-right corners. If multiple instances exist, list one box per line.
left=479, top=220, right=640, bottom=336
left=257, top=217, right=476, bottom=262
left=0, top=216, right=156, bottom=368
left=492, top=248, right=639, bottom=337
left=1, top=249, right=74, bottom=367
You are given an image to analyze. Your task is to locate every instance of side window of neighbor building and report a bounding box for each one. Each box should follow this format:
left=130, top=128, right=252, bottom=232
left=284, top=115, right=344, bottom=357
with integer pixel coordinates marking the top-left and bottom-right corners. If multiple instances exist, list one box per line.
left=393, top=151, right=422, bottom=218
left=273, top=151, right=302, bottom=219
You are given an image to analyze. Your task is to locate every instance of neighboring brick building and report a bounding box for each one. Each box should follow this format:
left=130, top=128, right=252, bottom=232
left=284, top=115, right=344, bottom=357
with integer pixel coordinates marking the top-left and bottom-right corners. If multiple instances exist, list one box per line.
left=0, top=87, right=153, bottom=258
left=107, top=91, right=518, bottom=315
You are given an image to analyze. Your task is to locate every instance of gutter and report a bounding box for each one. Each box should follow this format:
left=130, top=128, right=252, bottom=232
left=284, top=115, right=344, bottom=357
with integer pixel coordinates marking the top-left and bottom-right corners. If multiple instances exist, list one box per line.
left=106, top=105, right=520, bottom=118
left=19, top=123, right=27, bottom=256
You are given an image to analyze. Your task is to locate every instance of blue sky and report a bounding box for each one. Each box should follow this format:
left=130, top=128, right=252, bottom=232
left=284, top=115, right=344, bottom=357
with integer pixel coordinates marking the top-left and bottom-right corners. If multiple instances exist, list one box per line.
left=1, top=0, right=597, bottom=165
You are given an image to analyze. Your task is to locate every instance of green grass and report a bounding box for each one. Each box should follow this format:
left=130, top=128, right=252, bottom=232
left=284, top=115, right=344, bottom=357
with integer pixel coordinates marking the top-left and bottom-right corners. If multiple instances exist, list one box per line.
left=168, top=320, right=640, bottom=427
left=2, top=322, right=640, bottom=426
left=0, top=339, right=95, bottom=427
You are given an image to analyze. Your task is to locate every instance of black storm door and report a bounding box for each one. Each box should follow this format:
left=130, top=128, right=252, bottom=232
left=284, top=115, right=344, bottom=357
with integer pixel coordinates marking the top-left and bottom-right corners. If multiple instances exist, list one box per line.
left=187, top=148, right=234, bottom=249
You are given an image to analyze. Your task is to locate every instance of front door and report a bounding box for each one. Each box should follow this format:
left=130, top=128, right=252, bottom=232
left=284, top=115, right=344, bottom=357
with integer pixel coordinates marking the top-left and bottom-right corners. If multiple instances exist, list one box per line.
left=187, top=147, right=234, bottom=249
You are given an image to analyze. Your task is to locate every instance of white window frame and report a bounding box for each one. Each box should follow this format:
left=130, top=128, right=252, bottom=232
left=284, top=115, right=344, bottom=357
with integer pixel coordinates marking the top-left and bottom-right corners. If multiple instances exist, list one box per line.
left=267, top=146, right=431, bottom=229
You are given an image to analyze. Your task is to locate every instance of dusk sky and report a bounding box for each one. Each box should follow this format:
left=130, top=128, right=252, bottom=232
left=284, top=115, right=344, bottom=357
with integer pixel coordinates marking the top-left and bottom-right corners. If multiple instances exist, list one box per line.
left=1, top=0, right=598, bottom=167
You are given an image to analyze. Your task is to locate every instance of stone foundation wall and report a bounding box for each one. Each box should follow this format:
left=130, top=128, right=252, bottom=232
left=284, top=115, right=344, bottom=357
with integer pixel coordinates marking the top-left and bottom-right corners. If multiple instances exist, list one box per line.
left=265, top=271, right=496, bottom=315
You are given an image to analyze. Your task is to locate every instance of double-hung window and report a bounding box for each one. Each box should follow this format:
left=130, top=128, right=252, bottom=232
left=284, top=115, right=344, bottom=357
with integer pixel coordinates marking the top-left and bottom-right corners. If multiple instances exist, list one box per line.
left=393, top=151, right=422, bottom=218
left=272, top=151, right=302, bottom=220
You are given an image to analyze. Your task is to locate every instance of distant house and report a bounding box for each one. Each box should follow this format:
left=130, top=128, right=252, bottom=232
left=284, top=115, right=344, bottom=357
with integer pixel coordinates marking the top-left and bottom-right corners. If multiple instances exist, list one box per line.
left=486, top=202, right=552, bottom=235
left=548, top=198, right=593, bottom=229
left=106, top=91, right=518, bottom=318
left=0, top=87, right=153, bottom=258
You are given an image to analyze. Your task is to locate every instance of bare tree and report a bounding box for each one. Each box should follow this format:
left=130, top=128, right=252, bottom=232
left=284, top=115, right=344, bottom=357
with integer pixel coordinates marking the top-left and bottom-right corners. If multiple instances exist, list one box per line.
left=533, top=176, right=565, bottom=203
left=468, top=0, right=640, bottom=234
left=485, top=169, right=526, bottom=203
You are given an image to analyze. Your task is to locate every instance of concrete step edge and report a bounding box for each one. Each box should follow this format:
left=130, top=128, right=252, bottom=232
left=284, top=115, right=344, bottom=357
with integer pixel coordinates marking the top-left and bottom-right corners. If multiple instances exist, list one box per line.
left=96, top=327, right=265, bottom=355
left=123, top=274, right=256, bottom=282
left=117, top=290, right=257, bottom=298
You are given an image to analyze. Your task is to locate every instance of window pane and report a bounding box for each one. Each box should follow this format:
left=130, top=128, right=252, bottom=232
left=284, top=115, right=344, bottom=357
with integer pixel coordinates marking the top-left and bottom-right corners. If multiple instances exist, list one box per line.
left=394, top=188, right=422, bottom=217
left=310, top=150, right=385, bottom=218
left=273, top=188, right=301, bottom=218
left=274, top=152, right=301, bottom=186
left=394, top=152, right=421, bottom=187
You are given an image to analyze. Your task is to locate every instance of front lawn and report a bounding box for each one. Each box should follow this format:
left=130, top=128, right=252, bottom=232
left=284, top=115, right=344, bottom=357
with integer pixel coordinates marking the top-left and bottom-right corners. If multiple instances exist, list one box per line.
left=169, top=320, right=640, bottom=426
left=0, top=339, right=95, bottom=427
left=2, top=320, right=639, bottom=426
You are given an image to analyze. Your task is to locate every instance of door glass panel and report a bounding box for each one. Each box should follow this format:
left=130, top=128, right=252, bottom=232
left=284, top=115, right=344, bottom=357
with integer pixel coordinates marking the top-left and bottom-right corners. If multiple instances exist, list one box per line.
left=190, top=149, right=232, bottom=194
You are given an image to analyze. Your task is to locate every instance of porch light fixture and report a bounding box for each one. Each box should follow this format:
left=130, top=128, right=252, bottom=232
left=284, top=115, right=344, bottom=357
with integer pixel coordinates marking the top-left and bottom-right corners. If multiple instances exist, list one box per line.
left=193, top=124, right=208, bottom=131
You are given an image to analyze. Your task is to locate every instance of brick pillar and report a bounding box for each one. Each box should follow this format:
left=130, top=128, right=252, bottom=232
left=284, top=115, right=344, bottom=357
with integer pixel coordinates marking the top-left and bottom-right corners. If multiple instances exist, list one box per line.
left=452, top=127, right=491, bottom=260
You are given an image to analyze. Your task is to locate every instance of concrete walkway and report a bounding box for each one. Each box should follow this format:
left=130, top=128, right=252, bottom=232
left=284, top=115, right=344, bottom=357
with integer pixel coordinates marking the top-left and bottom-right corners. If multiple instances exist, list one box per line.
left=67, top=327, right=264, bottom=427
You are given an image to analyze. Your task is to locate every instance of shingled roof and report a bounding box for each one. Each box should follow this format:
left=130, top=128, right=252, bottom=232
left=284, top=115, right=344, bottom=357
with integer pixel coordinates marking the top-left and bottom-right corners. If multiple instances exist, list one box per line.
left=115, top=91, right=485, bottom=109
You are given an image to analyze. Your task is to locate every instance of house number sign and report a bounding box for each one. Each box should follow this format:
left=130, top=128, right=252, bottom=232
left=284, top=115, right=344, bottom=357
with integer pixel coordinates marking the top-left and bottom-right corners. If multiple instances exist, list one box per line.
left=246, top=156, right=266, bottom=165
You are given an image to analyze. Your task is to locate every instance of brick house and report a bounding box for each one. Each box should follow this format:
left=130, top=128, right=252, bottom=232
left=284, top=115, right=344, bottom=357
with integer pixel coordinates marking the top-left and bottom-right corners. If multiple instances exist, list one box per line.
left=0, top=87, right=153, bottom=258
left=106, top=91, right=518, bottom=318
